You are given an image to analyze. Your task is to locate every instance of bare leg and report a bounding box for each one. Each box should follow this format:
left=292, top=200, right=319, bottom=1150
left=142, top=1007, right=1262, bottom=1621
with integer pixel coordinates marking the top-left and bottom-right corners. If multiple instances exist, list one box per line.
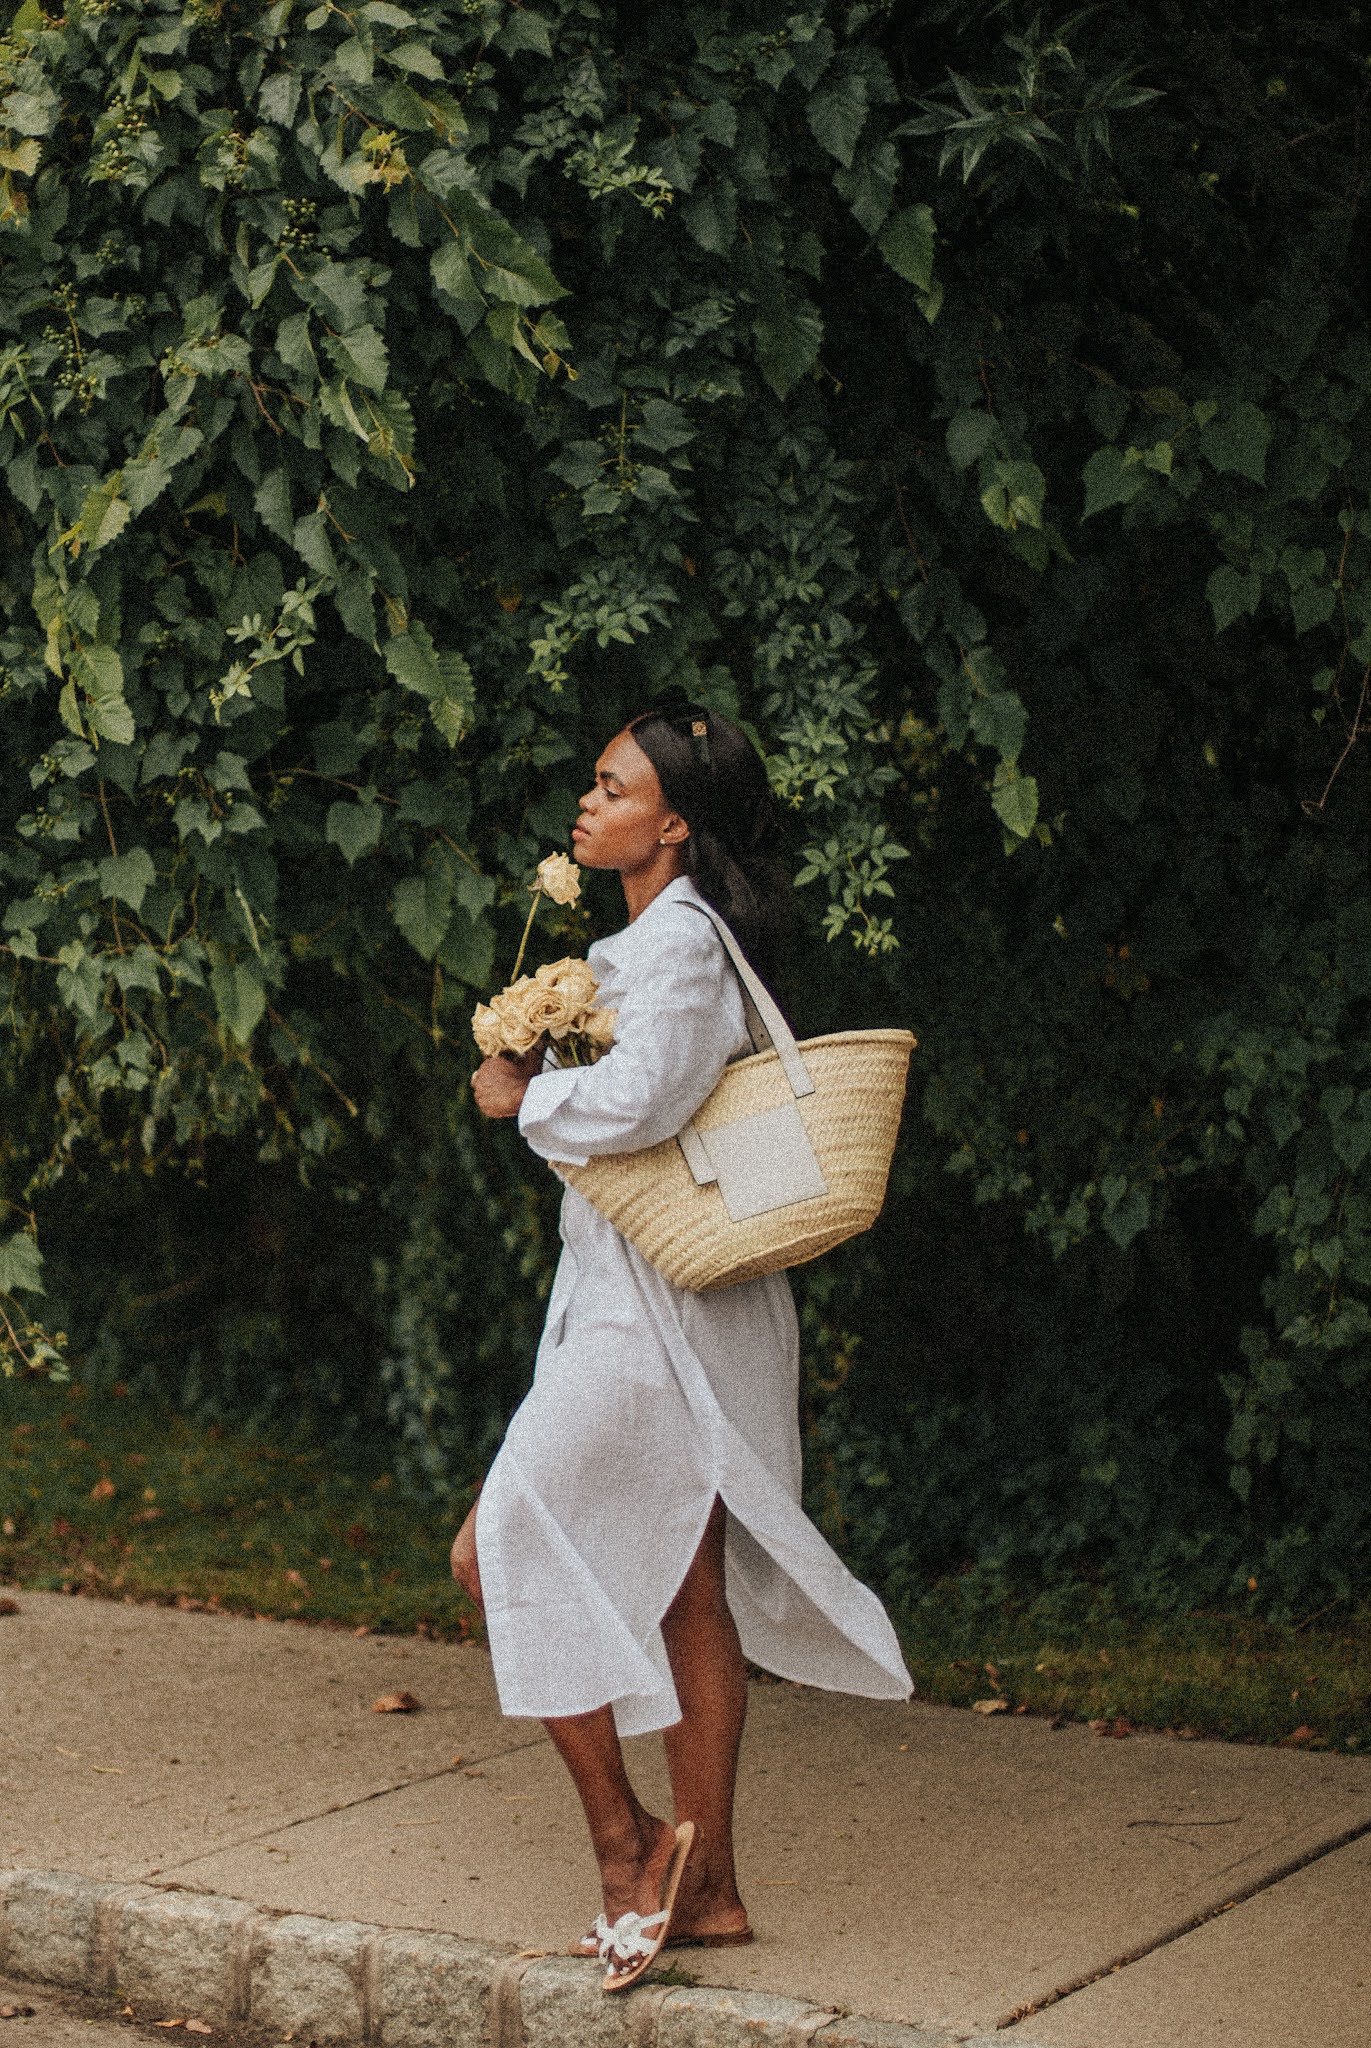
left=456, top=1500, right=677, bottom=1931
left=449, top=1500, right=484, bottom=1612
left=544, top=1707, right=678, bottom=1925
left=659, top=1498, right=750, bottom=1938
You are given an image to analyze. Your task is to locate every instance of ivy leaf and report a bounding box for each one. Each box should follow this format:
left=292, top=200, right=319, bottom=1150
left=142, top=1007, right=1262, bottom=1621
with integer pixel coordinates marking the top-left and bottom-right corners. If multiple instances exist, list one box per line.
left=1101, top=1182, right=1151, bottom=1250
left=1081, top=446, right=1146, bottom=519
left=98, top=846, right=156, bottom=912
left=391, top=864, right=453, bottom=959
left=210, top=960, right=267, bottom=1045
left=946, top=410, right=996, bottom=473
left=0, top=1231, right=43, bottom=1297
left=1207, top=564, right=1262, bottom=633
left=436, top=905, right=496, bottom=985
left=326, top=800, right=384, bottom=865
left=1199, top=400, right=1272, bottom=484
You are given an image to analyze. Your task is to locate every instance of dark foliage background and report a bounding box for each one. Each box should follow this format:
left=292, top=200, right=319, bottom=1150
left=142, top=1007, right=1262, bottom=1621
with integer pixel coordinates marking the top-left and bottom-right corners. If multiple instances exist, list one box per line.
left=2, top=0, right=1369, bottom=1619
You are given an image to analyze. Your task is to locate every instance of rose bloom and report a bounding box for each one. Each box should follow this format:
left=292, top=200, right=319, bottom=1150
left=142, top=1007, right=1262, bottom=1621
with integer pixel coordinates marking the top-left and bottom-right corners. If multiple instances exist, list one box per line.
left=471, top=1001, right=507, bottom=1059
left=534, top=955, right=598, bottom=1015
left=581, top=1007, right=617, bottom=1050
left=534, top=852, right=581, bottom=906
left=520, top=982, right=577, bottom=1040
left=488, top=979, right=544, bottom=1056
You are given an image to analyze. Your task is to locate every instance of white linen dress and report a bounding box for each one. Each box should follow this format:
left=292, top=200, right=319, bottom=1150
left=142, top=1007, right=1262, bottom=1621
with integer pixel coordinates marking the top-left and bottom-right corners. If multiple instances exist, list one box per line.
left=475, top=874, right=913, bottom=1736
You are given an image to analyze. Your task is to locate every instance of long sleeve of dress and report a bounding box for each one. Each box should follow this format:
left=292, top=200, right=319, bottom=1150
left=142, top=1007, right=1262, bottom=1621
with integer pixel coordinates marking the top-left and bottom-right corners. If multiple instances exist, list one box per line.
left=516, top=902, right=747, bottom=1167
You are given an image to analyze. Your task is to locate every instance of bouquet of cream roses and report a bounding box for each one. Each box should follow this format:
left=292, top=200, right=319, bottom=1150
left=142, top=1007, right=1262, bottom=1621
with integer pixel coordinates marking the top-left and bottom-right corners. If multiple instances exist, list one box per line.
left=471, top=854, right=616, bottom=1068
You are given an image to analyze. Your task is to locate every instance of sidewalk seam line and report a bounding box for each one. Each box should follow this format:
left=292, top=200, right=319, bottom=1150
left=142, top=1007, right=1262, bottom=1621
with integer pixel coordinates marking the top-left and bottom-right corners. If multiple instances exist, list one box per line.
left=144, top=1732, right=552, bottom=1879
left=994, top=1809, right=1371, bottom=2030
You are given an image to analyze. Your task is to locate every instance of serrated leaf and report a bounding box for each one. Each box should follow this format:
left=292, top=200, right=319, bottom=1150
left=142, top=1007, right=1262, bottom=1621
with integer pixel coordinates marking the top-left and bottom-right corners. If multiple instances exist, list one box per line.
left=210, top=960, right=267, bottom=1045
left=98, top=846, right=155, bottom=912
left=969, top=691, right=1027, bottom=764
left=0, top=1231, right=43, bottom=1297
left=497, top=7, right=553, bottom=55
left=636, top=398, right=694, bottom=451
left=432, top=240, right=488, bottom=334
left=72, top=645, right=135, bottom=745
left=326, top=799, right=384, bottom=865
left=1081, top=445, right=1146, bottom=519
left=807, top=72, right=867, bottom=168
left=753, top=300, right=824, bottom=399
left=450, top=191, right=566, bottom=307
left=991, top=765, right=1038, bottom=839
left=326, top=324, right=389, bottom=393
left=254, top=468, right=293, bottom=541
left=878, top=204, right=935, bottom=290
left=388, top=39, right=445, bottom=79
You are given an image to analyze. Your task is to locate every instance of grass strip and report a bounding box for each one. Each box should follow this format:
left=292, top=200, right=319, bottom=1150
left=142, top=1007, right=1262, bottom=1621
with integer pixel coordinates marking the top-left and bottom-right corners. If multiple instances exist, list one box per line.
left=3, top=1375, right=1368, bottom=1751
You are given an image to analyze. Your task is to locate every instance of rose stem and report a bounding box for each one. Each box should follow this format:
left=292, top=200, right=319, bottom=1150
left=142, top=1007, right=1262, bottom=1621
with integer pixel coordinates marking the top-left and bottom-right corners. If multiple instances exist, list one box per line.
left=509, top=883, right=544, bottom=983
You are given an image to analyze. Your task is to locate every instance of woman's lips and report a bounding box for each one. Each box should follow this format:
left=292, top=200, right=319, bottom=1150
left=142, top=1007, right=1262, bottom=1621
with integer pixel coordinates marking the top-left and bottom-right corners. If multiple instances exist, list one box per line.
left=572, top=824, right=589, bottom=841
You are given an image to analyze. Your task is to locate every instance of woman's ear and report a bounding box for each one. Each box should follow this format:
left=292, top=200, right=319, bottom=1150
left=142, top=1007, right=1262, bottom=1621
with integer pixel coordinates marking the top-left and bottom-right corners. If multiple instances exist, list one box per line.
left=659, top=810, right=690, bottom=848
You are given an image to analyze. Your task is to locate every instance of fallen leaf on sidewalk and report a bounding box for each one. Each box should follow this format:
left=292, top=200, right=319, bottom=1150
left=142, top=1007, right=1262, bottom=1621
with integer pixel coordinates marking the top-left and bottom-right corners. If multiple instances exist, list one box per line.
left=184, top=2021, right=212, bottom=2034
left=0, top=1598, right=20, bottom=1617
left=1089, top=1717, right=1133, bottom=1738
left=153, top=2019, right=184, bottom=2028
left=91, top=1764, right=124, bottom=1774
left=372, top=1691, right=419, bottom=1713
left=1, top=2004, right=38, bottom=2018
left=971, top=1698, right=1008, bottom=1715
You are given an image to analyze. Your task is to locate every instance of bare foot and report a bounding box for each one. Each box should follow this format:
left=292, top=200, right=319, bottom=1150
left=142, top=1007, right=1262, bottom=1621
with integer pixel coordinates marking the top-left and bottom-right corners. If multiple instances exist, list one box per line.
left=670, top=1853, right=750, bottom=1942
left=597, top=1812, right=679, bottom=1928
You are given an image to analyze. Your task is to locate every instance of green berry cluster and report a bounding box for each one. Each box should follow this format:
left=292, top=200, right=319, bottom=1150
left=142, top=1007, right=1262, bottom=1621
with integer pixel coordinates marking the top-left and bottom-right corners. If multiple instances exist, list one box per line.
left=278, top=195, right=317, bottom=249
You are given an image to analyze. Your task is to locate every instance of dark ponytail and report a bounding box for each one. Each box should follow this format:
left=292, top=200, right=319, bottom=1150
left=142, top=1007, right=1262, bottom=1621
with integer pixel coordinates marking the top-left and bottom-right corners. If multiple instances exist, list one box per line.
left=627, top=701, right=798, bottom=995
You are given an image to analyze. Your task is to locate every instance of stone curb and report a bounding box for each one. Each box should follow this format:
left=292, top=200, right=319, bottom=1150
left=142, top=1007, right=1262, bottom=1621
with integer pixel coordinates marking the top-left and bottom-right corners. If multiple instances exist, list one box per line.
left=0, top=1868, right=1034, bottom=2048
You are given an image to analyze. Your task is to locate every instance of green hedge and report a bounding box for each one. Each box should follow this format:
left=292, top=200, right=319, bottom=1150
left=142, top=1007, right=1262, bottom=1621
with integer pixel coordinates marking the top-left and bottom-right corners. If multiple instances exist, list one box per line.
left=2, top=0, right=1369, bottom=1612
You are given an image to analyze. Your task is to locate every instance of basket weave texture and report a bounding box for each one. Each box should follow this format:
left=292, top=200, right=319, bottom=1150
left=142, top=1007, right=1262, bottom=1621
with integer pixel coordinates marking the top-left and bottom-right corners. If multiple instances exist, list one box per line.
left=555, top=1027, right=916, bottom=1291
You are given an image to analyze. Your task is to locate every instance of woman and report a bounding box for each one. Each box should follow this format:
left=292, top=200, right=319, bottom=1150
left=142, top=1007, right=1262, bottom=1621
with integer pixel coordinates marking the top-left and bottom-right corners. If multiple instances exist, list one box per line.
left=451, top=703, right=911, bottom=1992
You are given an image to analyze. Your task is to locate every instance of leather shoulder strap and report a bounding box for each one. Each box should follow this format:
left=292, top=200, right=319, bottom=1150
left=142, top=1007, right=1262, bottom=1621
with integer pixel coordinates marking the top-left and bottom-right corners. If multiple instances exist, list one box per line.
left=678, top=897, right=815, bottom=1101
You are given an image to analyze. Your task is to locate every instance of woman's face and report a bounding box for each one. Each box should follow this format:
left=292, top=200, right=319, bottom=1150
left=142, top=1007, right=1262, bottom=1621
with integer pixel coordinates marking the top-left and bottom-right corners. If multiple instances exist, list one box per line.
left=572, top=728, right=687, bottom=873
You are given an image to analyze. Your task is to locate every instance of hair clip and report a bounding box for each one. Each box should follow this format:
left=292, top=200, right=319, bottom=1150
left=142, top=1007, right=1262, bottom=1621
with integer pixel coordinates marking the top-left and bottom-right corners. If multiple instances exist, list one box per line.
left=689, top=716, right=711, bottom=770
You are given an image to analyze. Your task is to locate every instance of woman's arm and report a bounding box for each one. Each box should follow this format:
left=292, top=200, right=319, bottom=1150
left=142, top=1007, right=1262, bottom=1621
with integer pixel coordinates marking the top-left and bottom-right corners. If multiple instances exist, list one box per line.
left=513, top=911, right=746, bottom=1166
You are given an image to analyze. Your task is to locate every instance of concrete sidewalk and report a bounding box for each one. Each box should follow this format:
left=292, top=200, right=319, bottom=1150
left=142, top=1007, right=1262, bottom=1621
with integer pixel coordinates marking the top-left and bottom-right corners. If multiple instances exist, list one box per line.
left=2, top=1591, right=1368, bottom=2048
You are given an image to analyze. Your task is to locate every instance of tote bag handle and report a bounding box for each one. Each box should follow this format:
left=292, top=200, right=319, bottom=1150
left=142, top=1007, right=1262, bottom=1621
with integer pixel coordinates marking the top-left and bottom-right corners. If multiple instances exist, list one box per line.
left=679, top=899, right=815, bottom=1101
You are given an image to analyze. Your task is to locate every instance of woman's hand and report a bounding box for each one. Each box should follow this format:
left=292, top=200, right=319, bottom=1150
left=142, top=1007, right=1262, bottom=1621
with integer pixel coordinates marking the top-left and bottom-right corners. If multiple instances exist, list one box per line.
left=472, top=1043, right=545, bottom=1119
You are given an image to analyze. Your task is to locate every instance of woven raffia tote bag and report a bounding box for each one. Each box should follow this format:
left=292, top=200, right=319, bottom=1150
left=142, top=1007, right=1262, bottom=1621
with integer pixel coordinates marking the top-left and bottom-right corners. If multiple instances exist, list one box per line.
left=554, top=901, right=916, bottom=1291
